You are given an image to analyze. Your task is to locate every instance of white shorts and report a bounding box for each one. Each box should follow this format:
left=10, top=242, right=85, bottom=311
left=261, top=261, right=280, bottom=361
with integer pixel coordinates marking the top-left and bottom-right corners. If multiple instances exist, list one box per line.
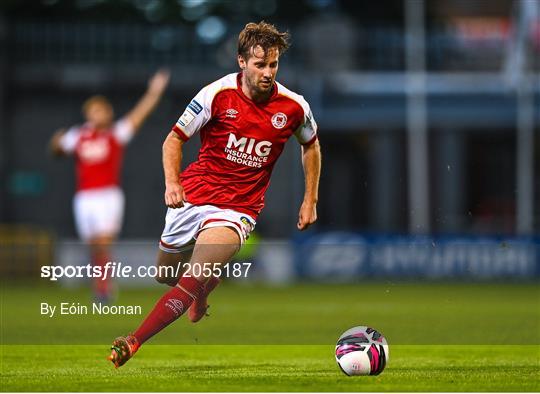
left=73, top=186, right=125, bottom=241
left=159, top=202, right=256, bottom=253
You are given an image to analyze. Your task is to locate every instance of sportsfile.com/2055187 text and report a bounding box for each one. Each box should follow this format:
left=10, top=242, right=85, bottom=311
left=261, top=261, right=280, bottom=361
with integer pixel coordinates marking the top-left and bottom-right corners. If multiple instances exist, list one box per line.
left=40, top=261, right=252, bottom=281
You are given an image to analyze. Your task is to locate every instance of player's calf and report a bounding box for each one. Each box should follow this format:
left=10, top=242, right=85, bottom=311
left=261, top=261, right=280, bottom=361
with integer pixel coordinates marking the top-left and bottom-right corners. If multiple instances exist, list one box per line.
left=108, top=276, right=205, bottom=367
left=154, top=248, right=192, bottom=286
left=154, top=271, right=178, bottom=287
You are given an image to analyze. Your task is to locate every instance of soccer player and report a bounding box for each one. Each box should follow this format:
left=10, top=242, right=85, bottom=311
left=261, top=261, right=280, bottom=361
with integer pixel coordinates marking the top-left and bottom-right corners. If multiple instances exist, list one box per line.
left=49, top=70, right=170, bottom=302
left=108, top=22, right=321, bottom=368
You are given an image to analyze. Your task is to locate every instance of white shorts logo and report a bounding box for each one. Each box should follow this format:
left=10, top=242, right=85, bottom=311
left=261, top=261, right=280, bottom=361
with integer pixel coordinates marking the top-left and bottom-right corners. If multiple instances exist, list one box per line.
left=271, top=112, right=287, bottom=129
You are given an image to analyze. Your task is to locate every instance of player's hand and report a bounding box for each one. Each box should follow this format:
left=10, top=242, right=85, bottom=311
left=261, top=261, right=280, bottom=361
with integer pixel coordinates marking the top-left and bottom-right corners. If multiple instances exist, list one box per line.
left=148, top=69, right=170, bottom=95
left=49, top=128, right=67, bottom=157
left=164, top=181, right=186, bottom=209
left=297, top=200, right=317, bottom=231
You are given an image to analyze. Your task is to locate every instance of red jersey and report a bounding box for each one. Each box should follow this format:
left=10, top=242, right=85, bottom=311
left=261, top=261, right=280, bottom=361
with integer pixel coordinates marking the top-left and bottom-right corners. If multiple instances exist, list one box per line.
left=59, top=120, right=134, bottom=191
left=171, top=73, right=318, bottom=219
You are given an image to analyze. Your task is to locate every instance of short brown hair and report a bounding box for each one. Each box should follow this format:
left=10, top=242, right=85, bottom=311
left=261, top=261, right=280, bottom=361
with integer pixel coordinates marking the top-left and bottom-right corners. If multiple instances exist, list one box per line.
left=238, top=21, right=290, bottom=60
left=82, top=95, right=112, bottom=115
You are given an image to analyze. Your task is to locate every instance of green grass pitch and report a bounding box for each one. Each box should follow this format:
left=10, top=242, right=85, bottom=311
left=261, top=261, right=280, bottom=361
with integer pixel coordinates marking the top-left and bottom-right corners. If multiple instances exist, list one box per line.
left=1, top=282, right=539, bottom=391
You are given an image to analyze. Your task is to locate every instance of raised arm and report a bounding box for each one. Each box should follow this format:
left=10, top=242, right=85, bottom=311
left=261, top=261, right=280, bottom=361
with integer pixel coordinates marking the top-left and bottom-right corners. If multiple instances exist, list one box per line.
left=163, top=131, right=186, bottom=209
left=297, top=139, right=322, bottom=231
left=125, top=69, right=170, bottom=132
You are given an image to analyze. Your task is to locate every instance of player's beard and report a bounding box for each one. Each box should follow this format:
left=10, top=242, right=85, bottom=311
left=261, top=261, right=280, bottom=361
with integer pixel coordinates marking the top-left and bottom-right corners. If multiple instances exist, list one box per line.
left=258, top=78, right=273, bottom=92
left=243, top=72, right=274, bottom=101
left=251, top=76, right=273, bottom=96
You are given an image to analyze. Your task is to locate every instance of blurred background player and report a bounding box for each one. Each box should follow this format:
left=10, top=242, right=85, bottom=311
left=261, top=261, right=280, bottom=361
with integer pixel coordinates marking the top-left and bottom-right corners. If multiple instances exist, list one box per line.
left=108, top=21, right=321, bottom=367
left=49, top=69, right=170, bottom=303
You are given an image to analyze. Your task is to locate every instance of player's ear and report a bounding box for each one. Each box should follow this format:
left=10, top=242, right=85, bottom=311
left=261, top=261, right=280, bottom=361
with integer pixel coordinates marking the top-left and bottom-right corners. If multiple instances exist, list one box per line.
left=238, top=55, right=246, bottom=70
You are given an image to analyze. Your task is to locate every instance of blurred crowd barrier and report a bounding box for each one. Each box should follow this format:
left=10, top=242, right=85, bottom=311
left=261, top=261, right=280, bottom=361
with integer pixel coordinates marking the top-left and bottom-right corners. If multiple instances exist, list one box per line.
left=0, top=224, right=54, bottom=278
left=9, top=18, right=539, bottom=71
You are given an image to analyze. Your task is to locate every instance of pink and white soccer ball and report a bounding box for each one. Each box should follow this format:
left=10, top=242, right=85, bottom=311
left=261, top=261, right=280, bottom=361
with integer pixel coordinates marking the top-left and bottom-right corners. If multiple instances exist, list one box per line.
left=335, top=326, right=389, bottom=376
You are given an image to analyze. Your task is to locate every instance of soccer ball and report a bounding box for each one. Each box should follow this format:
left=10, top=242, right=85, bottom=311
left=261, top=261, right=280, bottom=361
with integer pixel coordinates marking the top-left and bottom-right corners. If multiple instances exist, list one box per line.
left=335, top=326, right=389, bottom=376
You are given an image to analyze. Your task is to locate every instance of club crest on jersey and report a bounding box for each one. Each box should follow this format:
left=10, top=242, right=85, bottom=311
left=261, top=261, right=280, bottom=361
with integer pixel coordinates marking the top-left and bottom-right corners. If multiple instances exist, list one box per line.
left=271, top=112, right=287, bottom=129
left=226, top=108, right=238, bottom=119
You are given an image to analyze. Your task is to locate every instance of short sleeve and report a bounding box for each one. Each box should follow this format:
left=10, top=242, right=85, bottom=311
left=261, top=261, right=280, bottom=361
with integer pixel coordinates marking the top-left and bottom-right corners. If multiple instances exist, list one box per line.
left=171, top=85, right=214, bottom=141
left=294, top=106, right=318, bottom=146
left=58, top=126, right=80, bottom=154
left=113, top=118, right=135, bottom=145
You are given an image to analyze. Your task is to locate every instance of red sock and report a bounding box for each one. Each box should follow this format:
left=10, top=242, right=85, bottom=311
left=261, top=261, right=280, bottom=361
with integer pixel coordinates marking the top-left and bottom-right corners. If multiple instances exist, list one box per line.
left=203, top=276, right=221, bottom=296
left=92, top=251, right=110, bottom=298
left=134, top=276, right=204, bottom=344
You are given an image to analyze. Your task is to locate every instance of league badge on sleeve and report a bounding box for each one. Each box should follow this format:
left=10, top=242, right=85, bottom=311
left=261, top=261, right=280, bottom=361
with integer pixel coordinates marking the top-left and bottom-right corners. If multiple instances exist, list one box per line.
left=178, top=99, right=203, bottom=127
